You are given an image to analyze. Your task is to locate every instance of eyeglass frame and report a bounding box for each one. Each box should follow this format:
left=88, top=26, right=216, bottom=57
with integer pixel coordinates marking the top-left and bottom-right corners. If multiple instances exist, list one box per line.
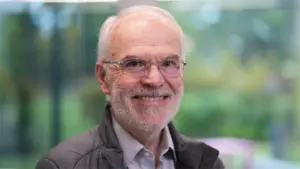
left=101, top=56, right=187, bottom=78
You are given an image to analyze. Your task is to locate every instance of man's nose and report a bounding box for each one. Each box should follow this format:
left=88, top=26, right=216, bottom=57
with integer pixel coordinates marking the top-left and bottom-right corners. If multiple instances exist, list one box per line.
left=140, top=65, right=165, bottom=88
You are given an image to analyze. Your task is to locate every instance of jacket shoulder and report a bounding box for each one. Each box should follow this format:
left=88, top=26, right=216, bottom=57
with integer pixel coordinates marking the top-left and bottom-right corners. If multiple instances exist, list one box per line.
left=36, top=125, right=103, bottom=169
left=179, top=134, right=225, bottom=169
left=213, top=157, right=225, bottom=169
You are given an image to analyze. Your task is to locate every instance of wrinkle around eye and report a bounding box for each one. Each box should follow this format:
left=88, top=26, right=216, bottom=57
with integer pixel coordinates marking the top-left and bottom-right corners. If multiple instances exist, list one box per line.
left=106, top=64, right=123, bottom=80
left=111, top=68, right=123, bottom=80
left=110, top=63, right=121, bottom=70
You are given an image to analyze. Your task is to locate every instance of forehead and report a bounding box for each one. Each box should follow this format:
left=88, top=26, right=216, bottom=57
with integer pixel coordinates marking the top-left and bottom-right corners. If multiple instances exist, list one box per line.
left=109, top=15, right=181, bottom=60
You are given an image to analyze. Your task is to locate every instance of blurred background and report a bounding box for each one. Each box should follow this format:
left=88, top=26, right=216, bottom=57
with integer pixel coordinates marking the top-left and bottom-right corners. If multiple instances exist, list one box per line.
left=0, top=0, right=299, bottom=168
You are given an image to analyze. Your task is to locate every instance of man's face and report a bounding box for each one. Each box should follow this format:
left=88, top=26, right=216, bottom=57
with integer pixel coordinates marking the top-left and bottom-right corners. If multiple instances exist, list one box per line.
left=99, top=15, right=184, bottom=134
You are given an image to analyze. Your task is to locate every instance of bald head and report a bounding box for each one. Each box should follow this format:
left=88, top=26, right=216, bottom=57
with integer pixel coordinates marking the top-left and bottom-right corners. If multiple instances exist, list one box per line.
left=97, top=5, right=185, bottom=61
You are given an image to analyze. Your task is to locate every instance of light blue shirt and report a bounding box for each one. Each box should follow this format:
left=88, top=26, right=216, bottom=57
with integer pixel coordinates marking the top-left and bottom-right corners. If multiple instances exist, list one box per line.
left=112, top=117, right=176, bottom=169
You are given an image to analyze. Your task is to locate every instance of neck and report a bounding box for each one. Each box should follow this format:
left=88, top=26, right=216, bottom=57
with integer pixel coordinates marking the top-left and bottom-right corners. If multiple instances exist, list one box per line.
left=129, top=126, right=162, bottom=150
left=130, top=128, right=163, bottom=168
left=111, top=112, right=164, bottom=152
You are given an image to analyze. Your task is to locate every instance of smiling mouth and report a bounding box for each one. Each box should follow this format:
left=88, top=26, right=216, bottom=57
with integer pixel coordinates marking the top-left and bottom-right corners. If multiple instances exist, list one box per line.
left=132, top=95, right=170, bottom=100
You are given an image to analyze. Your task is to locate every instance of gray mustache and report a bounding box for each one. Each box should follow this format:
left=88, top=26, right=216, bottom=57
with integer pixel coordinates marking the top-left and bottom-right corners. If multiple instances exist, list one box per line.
left=130, top=89, right=171, bottom=97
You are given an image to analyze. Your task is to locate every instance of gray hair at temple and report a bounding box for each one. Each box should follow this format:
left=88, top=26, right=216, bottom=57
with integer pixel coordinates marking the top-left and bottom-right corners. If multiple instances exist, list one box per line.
left=96, top=5, right=186, bottom=62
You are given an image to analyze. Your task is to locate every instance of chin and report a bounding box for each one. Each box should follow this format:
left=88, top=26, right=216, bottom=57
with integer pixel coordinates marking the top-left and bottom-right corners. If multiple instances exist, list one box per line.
left=140, top=115, right=169, bottom=128
left=137, top=123, right=163, bottom=135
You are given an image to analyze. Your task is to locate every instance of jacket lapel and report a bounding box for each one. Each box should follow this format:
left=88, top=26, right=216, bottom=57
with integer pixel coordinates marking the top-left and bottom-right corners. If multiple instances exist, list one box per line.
left=168, top=123, right=220, bottom=169
left=101, top=149, right=124, bottom=169
left=98, top=104, right=125, bottom=169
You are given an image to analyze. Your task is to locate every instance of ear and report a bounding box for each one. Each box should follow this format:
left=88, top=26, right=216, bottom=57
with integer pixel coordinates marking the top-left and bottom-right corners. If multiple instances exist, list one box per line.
left=95, top=61, right=111, bottom=95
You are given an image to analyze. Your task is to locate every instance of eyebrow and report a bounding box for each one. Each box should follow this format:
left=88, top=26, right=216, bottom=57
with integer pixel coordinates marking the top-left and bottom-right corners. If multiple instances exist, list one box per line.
left=123, top=55, right=140, bottom=60
left=165, top=54, right=180, bottom=60
left=123, top=54, right=180, bottom=60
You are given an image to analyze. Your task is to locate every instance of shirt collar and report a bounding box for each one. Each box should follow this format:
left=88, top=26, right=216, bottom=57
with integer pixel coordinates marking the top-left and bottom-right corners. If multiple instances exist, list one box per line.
left=112, top=117, right=143, bottom=167
left=161, top=126, right=176, bottom=161
left=112, top=117, right=176, bottom=167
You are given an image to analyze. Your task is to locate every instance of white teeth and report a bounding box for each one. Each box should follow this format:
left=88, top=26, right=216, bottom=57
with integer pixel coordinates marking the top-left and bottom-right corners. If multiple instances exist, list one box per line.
left=139, top=96, right=164, bottom=101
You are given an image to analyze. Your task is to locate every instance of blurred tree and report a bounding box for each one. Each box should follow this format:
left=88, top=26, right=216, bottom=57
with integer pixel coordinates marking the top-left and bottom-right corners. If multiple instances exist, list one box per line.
left=78, top=10, right=114, bottom=123
left=4, top=8, right=38, bottom=154
left=80, top=77, right=107, bottom=124
left=289, top=0, right=300, bottom=161
left=0, top=68, right=10, bottom=104
left=81, top=12, right=115, bottom=75
left=49, top=4, right=63, bottom=147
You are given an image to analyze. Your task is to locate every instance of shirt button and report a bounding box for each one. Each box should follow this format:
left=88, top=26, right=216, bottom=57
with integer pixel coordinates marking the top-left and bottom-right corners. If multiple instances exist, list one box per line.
left=144, top=152, right=151, bottom=157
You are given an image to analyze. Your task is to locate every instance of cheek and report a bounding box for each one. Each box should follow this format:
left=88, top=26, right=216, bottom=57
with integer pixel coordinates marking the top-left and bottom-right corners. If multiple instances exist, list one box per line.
left=167, top=77, right=183, bottom=92
left=112, top=75, right=141, bottom=92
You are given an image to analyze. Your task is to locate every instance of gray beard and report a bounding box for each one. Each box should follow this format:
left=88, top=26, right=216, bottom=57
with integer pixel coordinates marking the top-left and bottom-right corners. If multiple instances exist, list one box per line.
left=110, top=88, right=182, bottom=135
left=111, top=94, right=163, bottom=135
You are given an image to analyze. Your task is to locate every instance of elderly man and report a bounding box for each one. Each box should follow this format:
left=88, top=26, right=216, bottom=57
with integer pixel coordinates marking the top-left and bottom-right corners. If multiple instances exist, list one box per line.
left=36, top=5, right=224, bottom=169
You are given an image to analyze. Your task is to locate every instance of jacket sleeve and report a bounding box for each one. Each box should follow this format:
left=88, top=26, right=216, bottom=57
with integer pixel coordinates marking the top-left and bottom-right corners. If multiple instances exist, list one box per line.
left=213, top=158, right=225, bottom=169
left=35, top=158, right=59, bottom=169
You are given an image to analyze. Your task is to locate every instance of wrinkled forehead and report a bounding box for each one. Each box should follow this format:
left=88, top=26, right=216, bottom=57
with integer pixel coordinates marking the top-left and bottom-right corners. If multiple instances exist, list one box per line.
left=108, top=14, right=182, bottom=60
left=121, top=53, right=180, bottom=62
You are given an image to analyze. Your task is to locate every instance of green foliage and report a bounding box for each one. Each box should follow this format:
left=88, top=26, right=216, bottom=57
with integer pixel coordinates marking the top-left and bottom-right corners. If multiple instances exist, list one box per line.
left=174, top=89, right=289, bottom=141
left=172, top=50, right=292, bottom=141
left=79, top=77, right=107, bottom=124
left=0, top=68, right=10, bottom=104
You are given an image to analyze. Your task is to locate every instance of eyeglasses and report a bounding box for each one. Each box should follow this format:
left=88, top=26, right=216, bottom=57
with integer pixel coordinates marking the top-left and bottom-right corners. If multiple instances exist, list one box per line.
left=102, top=57, right=187, bottom=78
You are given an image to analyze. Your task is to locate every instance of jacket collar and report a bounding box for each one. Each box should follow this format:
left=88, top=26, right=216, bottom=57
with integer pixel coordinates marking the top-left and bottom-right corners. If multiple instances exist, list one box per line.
left=99, top=104, right=219, bottom=169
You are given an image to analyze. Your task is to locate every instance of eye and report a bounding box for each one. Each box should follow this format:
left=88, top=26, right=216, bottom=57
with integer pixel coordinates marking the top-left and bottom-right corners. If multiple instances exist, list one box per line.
left=123, top=59, right=145, bottom=68
left=161, top=60, right=178, bottom=67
